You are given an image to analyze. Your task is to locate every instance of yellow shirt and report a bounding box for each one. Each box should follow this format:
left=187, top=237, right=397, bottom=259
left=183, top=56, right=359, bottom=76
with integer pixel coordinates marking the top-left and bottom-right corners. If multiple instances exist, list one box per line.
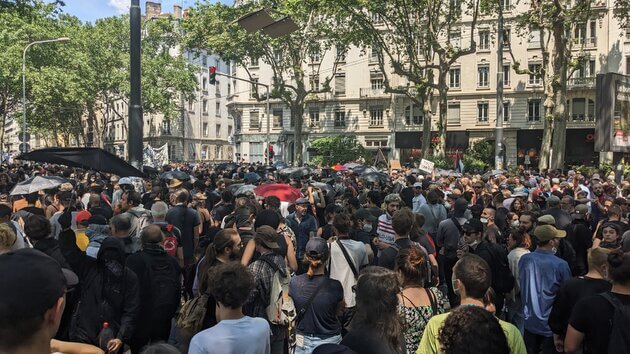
left=75, top=230, right=89, bottom=252
left=417, top=312, right=526, bottom=354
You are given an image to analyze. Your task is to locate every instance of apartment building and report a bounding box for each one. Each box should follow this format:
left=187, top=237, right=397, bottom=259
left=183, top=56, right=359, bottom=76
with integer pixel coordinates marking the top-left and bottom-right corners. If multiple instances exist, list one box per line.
left=230, top=0, right=629, bottom=167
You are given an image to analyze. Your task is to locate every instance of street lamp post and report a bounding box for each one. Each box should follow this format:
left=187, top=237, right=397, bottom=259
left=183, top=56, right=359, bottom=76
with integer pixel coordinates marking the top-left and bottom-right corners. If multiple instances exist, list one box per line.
left=22, top=37, right=70, bottom=153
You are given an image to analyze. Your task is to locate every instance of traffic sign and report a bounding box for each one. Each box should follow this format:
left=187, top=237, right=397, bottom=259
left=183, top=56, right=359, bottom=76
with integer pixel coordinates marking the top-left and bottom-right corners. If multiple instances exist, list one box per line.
left=19, top=143, right=30, bottom=153
left=18, top=132, right=30, bottom=142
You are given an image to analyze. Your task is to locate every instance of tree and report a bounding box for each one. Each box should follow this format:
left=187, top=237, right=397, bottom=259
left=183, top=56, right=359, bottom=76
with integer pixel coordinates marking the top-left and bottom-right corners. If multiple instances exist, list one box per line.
left=328, top=0, right=481, bottom=158
left=463, top=140, right=494, bottom=171
left=310, top=134, right=365, bottom=166
left=183, top=1, right=354, bottom=165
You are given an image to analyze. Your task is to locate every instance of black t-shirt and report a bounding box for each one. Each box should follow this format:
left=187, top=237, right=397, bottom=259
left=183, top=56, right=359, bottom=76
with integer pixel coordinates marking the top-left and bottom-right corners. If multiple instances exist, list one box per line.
left=289, top=274, right=343, bottom=336
left=548, top=276, right=612, bottom=335
left=166, top=205, right=200, bottom=262
left=570, top=292, right=630, bottom=354
left=320, top=224, right=335, bottom=240
left=340, top=326, right=397, bottom=354
left=378, top=238, right=416, bottom=270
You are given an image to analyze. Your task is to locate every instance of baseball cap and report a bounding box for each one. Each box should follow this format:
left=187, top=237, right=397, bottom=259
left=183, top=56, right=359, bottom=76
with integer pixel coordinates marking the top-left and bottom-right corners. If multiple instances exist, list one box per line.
left=355, top=208, right=376, bottom=222
left=546, top=195, right=561, bottom=206
left=305, top=237, right=329, bottom=259
left=294, top=197, right=309, bottom=205
left=413, top=182, right=423, bottom=188
left=118, top=177, right=133, bottom=186
left=534, top=225, right=566, bottom=242
left=75, top=210, right=92, bottom=226
left=254, top=225, right=279, bottom=249
left=462, top=219, right=483, bottom=233
left=591, top=173, right=601, bottom=181
left=537, top=214, right=556, bottom=226
left=88, top=214, right=108, bottom=225
left=573, top=204, right=589, bottom=219
left=454, top=198, right=469, bottom=212
left=0, top=249, right=78, bottom=320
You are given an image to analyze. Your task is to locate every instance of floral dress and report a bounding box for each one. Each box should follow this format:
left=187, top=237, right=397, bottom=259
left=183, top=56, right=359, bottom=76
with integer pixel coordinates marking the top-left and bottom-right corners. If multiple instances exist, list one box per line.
left=397, top=287, right=448, bottom=354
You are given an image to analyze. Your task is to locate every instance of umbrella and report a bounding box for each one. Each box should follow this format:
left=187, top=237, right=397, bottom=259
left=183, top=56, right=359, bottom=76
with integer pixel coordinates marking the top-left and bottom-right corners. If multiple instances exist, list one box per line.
left=244, top=172, right=262, bottom=183
left=360, top=171, right=389, bottom=183
left=10, top=175, right=68, bottom=195
left=343, top=162, right=362, bottom=169
left=160, top=170, right=190, bottom=181
left=352, top=165, right=377, bottom=175
left=331, top=163, right=348, bottom=172
left=308, top=181, right=334, bottom=195
left=483, top=169, right=506, bottom=178
left=17, top=148, right=146, bottom=178
left=235, top=184, right=256, bottom=195
left=273, top=161, right=288, bottom=170
left=227, top=183, right=243, bottom=194
left=216, top=162, right=238, bottom=172
left=254, top=183, right=303, bottom=203
left=279, top=166, right=314, bottom=178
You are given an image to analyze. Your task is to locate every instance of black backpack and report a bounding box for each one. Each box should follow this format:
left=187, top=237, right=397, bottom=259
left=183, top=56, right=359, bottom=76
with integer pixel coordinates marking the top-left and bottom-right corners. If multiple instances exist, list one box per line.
left=599, top=292, right=630, bottom=354
left=487, top=243, right=515, bottom=294
left=141, top=253, right=181, bottom=310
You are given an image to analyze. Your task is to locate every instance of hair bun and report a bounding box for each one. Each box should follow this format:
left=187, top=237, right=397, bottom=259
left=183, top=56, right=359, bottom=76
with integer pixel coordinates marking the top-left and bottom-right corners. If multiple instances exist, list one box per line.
left=608, top=250, right=625, bottom=268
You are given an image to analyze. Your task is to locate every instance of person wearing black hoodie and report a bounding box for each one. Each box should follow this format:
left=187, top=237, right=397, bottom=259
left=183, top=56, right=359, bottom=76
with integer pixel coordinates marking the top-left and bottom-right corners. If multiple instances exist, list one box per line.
left=58, top=210, right=140, bottom=353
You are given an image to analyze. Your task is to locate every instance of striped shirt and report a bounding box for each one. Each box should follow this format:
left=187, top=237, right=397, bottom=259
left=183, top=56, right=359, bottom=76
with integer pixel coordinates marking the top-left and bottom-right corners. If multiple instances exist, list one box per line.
left=377, top=213, right=396, bottom=245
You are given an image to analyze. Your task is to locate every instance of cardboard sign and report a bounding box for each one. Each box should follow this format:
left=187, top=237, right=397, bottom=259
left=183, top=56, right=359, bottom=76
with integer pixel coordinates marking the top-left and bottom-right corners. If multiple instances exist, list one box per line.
left=389, top=159, right=401, bottom=171
left=419, top=159, right=435, bottom=174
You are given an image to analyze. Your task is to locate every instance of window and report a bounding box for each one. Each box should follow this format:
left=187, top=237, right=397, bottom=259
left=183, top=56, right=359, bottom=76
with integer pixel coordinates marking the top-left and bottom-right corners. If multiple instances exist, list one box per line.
left=202, top=55, right=207, bottom=66
left=369, top=105, right=384, bottom=126
left=528, top=64, right=542, bottom=85
left=405, top=105, right=422, bottom=125
left=501, top=0, right=510, bottom=9
left=274, top=50, right=283, bottom=62
left=502, top=28, right=511, bottom=47
left=228, top=126, right=233, bottom=137
left=589, top=21, right=596, bottom=46
left=371, top=73, right=384, bottom=90
left=227, top=83, right=231, bottom=96
left=202, top=99, right=208, bottom=113
left=290, top=114, right=295, bottom=127
left=202, top=77, right=208, bottom=91
left=626, top=57, right=630, bottom=75
left=310, top=48, right=321, bottom=63
left=334, top=109, right=346, bottom=127
left=370, top=46, right=380, bottom=62
left=249, top=142, right=263, bottom=162
left=528, top=100, right=541, bottom=121
left=336, top=46, right=347, bottom=62
left=310, top=75, right=320, bottom=91
left=216, top=102, right=221, bottom=117
left=477, top=102, right=489, bottom=122
left=478, top=65, right=490, bottom=87
left=448, top=103, right=460, bottom=125
left=529, top=28, right=541, bottom=48
left=574, top=23, right=587, bottom=44
left=202, top=123, right=209, bottom=137
left=449, top=68, right=461, bottom=88
left=250, top=57, right=259, bottom=67
left=371, top=12, right=383, bottom=24
left=502, top=65, right=510, bottom=86
left=503, top=102, right=510, bottom=122
left=273, top=109, right=283, bottom=128
left=250, top=110, right=260, bottom=129
left=335, top=74, right=346, bottom=95
left=216, top=124, right=221, bottom=137
left=479, top=31, right=490, bottom=50
left=450, top=0, right=461, bottom=14
left=250, top=78, right=259, bottom=97
left=309, top=108, right=320, bottom=128
left=188, top=100, right=194, bottom=112
left=451, top=31, right=461, bottom=49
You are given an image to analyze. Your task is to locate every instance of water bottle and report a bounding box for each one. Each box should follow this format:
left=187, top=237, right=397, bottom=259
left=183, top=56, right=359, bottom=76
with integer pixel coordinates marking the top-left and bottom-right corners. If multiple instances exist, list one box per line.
left=97, top=322, right=114, bottom=351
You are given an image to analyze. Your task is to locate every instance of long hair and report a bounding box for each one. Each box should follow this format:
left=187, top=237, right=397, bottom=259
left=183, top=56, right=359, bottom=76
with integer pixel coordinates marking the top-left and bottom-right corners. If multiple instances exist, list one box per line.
left=351, top=266, right=403, bottom=353
left=198, top=229, right=238, bottom=293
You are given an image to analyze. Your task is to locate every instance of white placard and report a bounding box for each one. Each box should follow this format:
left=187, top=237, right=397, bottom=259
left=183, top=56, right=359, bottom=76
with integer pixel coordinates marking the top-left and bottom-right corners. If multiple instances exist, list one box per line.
left=419, top=159, right=435, bottom=174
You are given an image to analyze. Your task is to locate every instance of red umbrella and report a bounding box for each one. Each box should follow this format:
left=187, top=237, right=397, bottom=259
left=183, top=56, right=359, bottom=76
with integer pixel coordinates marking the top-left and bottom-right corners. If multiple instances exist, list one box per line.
left=254, top=183, right=303, bottom=203
left=332, top=163, right=347, bottom=171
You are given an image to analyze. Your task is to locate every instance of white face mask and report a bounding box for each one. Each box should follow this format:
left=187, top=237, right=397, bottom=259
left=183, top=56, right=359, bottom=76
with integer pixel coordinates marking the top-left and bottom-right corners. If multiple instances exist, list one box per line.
left=444, top=202, right=451, bottom=209
left=363, top=224, right=373, bottom=233
left=512, top=220, right=520, bottom=228
left=480, top=217, right=488, bottom=224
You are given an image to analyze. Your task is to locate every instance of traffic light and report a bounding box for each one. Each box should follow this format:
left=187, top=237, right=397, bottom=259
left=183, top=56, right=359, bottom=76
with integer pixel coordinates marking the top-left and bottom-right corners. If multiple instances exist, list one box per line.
left=209, top=66, right=217, bottom=85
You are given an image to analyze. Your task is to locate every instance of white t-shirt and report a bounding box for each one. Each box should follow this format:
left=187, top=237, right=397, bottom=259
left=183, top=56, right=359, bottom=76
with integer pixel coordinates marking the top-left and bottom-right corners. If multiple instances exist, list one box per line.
left=328, top=239, right=369, bottom=308
left=189, top=316, right=271, bottom=354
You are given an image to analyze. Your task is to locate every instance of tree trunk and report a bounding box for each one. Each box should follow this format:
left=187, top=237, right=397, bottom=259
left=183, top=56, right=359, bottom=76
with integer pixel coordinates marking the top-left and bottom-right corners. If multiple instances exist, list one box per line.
left=0, top=98, right=6, bottom=159
left=292, top=103, right=305, bottom=165
left=539, top=103, right=553, bottom=171
left=436, top=70, right=449, bottom=158
left=550, top=20, right=569, bottom=170
left=421, top=93, right=432, bottom=159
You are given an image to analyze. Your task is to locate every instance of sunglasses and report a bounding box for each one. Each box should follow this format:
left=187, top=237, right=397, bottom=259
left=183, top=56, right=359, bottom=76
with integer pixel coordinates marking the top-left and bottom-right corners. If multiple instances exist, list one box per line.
left=463, top=231, right=477, bottom=236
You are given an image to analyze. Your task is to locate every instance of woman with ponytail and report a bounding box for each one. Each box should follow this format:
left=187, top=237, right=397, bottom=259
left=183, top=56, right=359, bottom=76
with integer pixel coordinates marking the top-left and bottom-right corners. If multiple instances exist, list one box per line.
left=565, top=249, right=630, bottom=354
left=289, top=237, right=344, bottom=354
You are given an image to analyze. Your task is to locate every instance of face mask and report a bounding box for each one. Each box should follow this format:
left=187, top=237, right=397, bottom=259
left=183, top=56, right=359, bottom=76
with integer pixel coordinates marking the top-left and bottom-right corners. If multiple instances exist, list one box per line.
left=512, top=220, right=520, bottom=227
left=444, top=202, right=451, bottom=209
left=551, top=247, right=558, bottom=255
left=363, top=224, right=373, bottom=233
left=480, top=217, right=488, bottom=224
left=467, top=239, right=480, bottom=248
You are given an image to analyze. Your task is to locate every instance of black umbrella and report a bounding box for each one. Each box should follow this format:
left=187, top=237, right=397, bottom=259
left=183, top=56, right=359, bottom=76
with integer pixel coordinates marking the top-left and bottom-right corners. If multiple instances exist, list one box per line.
left=17, top=148, right=146, bottom=178
left=10, top=175, right=68, bottom=195
left=360, top=171, right=389, bottom=183
left=160, top=170, right=190, bottom=181
left=244, top=172, right=262, bottom=183
left=279, top=167, right=313, bottom=178
left=216, top=162, right=238, bottom=172
left=227, top=183, right=243, bottom=194
left=352, top=165, right=377, bottom=175
left=274, top=161, right=288, bottom=170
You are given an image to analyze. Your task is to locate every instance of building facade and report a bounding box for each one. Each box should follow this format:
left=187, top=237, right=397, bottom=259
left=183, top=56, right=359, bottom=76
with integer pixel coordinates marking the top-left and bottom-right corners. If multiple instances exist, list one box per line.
left=230, top=0, right=630, bottom=167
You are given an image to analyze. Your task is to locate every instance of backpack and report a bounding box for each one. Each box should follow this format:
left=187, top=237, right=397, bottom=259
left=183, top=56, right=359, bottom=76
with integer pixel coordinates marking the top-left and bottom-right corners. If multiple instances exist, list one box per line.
left=141, top=253, right=181, bottom=310
left=127, top=209, right=152, bottom=237
left=176, top=294, right=209, bottom=336
left=599, top=292, right=630, bottom=354
left=160, top=224, right=179, bottom=257
left=259, top=256, right=295, bottom=325
left=487, top=243, right=515, bottom=294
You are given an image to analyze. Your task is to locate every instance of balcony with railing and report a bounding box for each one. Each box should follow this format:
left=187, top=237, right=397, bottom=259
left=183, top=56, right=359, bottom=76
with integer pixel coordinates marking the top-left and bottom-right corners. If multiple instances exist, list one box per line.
left=359, top=87, right=387, bottom=97
left=570, top=114, right=595, bottom=122
left=568, top=77, right=595, bottom=88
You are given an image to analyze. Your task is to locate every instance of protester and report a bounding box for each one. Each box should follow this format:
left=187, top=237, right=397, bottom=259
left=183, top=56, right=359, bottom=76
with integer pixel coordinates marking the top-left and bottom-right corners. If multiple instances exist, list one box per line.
left=189, top=262, right=270, bottom=354
left=166, top=188, right=201, bottom=268
left=506, top=229, right=531, bottom=334
left=437, top=305, right=511, bottom=354
left=287, top=197, right=318, bottom=262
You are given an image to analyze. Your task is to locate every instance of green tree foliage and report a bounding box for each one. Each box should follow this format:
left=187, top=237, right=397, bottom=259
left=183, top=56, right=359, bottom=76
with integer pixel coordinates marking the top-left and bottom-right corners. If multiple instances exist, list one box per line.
left=463, top=140, right=494, bottom=171
left=183, top=0, right=354, bottom=165
left=309, top=135, right=365, bottom=166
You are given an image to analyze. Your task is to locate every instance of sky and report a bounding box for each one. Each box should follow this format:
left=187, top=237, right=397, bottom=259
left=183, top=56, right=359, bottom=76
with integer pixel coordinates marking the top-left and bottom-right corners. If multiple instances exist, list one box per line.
left=50, top=0, right=231, bottom=23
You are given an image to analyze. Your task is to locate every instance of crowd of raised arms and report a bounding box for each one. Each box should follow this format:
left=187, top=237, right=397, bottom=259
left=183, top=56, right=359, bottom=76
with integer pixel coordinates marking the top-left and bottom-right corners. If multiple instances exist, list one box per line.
left=1, top=161, right=629, bottom=354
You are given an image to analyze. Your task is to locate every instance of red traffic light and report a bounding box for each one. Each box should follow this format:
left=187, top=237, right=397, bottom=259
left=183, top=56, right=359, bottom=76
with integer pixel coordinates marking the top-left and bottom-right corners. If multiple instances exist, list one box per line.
left=209, top=66, right=216, bottom=73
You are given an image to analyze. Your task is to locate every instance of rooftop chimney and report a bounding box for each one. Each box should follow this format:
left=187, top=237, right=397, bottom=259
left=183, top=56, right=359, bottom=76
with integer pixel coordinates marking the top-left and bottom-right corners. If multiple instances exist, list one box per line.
left=173, top=4, right=182, bottom=19
left=145, top=1, right=161, bottom=20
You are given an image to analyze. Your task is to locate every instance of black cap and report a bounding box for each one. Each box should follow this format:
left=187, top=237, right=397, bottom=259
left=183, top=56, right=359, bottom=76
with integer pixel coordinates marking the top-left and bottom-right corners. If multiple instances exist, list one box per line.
left=254, top=225, right=279, bottom=249
left=305, top=237, right=329, bottom=259
left=355, top=208, right=376, bottom=222
left=461, top=219, right=484, bottom=233
left=0, top=249, right=78, bottom=320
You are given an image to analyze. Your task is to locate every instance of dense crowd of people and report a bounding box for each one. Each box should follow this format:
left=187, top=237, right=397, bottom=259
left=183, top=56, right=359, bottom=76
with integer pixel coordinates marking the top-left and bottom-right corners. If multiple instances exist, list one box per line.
left=0, top=162, right=629, bottom=354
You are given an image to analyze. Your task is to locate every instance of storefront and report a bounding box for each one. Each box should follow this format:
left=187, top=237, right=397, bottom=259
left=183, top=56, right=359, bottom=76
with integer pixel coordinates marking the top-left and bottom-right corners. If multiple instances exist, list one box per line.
left=395, top=131, right=469, bottom=164
left=516, top=128, right=598, bottom=168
